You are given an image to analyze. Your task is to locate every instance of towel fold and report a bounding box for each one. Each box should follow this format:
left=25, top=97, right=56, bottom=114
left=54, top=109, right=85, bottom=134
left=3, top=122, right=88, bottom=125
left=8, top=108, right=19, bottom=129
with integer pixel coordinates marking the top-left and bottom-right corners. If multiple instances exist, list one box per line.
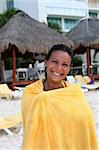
left=22, top=80, right=98, bottom=150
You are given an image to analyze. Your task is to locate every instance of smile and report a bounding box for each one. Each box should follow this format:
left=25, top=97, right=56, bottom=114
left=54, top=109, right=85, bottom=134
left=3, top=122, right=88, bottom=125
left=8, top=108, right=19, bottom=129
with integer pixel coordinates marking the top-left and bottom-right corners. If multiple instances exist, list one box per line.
left=53, top=72, right=61, bottom=76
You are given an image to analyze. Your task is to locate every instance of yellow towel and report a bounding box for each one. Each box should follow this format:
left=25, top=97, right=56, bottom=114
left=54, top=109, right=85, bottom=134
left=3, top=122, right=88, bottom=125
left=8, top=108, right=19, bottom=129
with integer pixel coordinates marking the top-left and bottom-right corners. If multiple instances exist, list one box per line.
left=22, top=80, right=98, bottom=150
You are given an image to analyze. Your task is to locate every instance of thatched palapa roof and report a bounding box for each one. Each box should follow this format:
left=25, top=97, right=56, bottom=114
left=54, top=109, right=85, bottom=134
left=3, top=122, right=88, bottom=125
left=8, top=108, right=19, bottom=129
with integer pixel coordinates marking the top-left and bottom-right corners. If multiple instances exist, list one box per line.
left=66, top=18, right=99, bottom=53
left=0, top=12, right=73, bottom=54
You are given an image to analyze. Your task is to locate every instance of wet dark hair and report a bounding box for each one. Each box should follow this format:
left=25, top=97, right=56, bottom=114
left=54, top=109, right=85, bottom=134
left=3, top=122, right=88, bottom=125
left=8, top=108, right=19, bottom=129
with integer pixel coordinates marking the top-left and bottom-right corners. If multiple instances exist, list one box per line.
left=45, top=44, right=73, bottom=78
left=46, top=44, right=73, bottom=61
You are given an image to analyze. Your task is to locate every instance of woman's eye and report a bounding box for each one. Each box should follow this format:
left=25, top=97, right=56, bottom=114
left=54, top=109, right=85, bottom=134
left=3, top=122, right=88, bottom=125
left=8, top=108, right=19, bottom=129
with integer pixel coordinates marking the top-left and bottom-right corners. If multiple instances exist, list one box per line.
left=52, top=60, right=58, bottom=64
left=62, top=64, right=68, bottom=67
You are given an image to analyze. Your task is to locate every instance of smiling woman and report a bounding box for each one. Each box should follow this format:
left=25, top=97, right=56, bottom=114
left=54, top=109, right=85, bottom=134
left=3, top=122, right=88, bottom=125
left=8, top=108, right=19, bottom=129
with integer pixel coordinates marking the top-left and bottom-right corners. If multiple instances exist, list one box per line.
left=22, top=44, right=98, bottom=150
left=44, top=44, right=72, bottom=91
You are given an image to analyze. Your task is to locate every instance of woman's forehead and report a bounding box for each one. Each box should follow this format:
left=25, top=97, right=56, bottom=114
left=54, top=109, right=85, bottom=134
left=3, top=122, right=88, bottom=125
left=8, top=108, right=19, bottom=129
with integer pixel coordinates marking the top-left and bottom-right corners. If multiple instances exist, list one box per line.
left=50, top=50, right=71, bottom=59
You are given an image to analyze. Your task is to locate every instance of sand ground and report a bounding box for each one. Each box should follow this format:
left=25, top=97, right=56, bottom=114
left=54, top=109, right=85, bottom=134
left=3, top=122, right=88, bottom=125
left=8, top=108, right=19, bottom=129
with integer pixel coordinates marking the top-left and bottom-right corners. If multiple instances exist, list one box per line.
left=0, top=89, right=99, bottom=150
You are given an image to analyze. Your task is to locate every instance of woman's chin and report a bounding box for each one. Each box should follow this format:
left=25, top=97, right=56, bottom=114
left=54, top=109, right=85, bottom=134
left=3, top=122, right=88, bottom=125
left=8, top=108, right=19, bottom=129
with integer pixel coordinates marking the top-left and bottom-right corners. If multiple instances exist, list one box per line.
left=48, top=74, right=65, bottom=83
left=51, top=77, right=63, bottom=83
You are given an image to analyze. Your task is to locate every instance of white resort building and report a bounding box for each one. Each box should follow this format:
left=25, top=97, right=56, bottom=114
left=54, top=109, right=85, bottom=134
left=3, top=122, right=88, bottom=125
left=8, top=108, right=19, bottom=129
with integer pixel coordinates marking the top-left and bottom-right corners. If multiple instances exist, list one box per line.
left=0, top=0, right=99, bottom=77
left=0, top=0, right=99, bottom=32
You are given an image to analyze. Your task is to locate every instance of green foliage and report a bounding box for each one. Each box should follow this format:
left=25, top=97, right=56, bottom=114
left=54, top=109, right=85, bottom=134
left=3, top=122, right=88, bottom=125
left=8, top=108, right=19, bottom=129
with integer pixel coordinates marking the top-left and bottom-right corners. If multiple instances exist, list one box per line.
left=16, top=57, right=23, bottom=68
left=0, top=14, right=7, bottom=28
left=93, top=49, right=98, bottom=62
left=72, top=56, right=83, bottom=67
left=4, top=57, right=12, bottom=70
left=0, top=8, right=21, bottom=29
left=4, top=57, right=24, bottom=70
left=48, top=22, right=62, bottom=34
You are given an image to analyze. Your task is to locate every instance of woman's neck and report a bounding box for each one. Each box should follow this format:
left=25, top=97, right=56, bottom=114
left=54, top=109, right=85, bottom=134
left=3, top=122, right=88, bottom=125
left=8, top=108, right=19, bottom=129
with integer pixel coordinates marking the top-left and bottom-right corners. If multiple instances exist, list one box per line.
left=44, top=79, right=63, bottom=91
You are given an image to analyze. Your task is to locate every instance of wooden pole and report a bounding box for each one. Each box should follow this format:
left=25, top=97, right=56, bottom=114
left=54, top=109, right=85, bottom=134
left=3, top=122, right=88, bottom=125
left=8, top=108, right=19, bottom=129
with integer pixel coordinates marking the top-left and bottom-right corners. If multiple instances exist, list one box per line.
left=86, top=47, right=91, bottom=78
left=0, top=53, right=3, bottom=82
left=12, top=46, right=16, bottom=88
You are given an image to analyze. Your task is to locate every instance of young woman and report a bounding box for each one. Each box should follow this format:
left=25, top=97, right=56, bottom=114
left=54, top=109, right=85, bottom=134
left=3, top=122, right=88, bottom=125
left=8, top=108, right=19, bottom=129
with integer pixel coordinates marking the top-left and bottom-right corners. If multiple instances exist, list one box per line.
left=22, top=44, right=98, bottom=150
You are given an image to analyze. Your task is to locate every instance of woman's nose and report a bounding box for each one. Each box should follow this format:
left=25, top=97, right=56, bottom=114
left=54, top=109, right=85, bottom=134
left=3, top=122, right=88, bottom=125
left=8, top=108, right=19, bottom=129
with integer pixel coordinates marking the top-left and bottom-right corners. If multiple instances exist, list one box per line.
left=57, top=64, right=62, bottom=70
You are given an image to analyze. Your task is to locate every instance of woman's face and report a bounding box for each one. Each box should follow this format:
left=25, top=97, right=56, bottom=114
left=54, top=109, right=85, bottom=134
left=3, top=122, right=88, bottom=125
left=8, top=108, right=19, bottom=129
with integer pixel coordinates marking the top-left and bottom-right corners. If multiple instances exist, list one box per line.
left=45, top=50, right=71, bottom=83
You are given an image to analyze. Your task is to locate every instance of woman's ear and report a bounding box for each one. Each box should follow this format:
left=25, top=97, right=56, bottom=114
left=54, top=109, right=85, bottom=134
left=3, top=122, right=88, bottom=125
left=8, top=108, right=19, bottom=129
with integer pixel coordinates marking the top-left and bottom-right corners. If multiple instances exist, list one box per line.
left=68, top=65, right=72, bottom=74
left=44, top=59, right=47, bottom=67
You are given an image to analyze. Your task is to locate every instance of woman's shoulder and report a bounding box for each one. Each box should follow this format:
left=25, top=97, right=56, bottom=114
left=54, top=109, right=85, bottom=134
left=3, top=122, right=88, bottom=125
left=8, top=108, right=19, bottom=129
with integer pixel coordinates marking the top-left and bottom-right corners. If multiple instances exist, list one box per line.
left=63, top=80, right=84, bottom=93
left=63, top=80, right=81, bottom=88
left=24, top=80, right=43, bottom=93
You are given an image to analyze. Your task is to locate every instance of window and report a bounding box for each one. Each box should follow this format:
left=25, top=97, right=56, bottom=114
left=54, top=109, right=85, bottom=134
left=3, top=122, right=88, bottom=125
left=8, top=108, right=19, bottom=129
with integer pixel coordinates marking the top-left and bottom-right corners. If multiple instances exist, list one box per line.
left=6, top=0, right=14, bottom=9
left=89, top=11, right=97, bottom=18
left=64, top=19, right=78, bottom=30
left=47, top=17, right=62, bottom=26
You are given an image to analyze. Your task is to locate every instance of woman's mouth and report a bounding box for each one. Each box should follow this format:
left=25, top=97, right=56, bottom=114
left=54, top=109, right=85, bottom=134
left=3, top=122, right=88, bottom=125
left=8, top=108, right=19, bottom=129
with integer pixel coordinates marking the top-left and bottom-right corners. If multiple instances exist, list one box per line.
left=53, top=72, right=60, bottom=76
left=52, top=71, right=64, bottom=77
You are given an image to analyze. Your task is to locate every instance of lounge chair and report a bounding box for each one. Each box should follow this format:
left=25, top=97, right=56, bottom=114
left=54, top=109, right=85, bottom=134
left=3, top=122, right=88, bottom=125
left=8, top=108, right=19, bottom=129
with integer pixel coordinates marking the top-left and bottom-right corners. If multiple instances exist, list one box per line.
left=66, top=75, right=76, bottom=83
left=83, top=76, right=99, bottom=84
left=75, top=75, right=99, bottom=90
left=83, top=76, right=91, bottom=84
left=66, top=75, right=88, bottom=93
left=0, top=84, right=12, bottom=99
left=75, top=75, right=86, bottom=84
left=0, top=112, right=23, bottom=135
left=0, top=84, right=23, bottom=99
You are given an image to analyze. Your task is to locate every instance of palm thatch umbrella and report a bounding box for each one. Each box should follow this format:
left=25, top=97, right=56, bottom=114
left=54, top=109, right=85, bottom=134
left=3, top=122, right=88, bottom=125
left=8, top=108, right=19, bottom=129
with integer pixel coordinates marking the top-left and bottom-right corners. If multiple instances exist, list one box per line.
left=66, top=18, right=99, bottom=79
left=0, top=11, right=73, bottom=53
left=0, top=11, right=73, bottom=86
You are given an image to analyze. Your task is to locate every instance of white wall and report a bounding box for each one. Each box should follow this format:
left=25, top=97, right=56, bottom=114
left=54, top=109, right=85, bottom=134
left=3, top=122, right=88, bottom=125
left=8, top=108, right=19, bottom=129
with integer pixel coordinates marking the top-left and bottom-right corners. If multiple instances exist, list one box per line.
left=45, top=0, right=87, bottom=17
left=14, top=0, right=39, bottom=20
left=80, top=49, right=99, bottom=64
left=37, top=0, right=46, bottom=23
left=45, top=0, right=87, bottom=9
left=14, top=0, right=47, bottom=22
left=0, top=0, right=7, bottom=13
left=14, top=0, right=87, bottom=22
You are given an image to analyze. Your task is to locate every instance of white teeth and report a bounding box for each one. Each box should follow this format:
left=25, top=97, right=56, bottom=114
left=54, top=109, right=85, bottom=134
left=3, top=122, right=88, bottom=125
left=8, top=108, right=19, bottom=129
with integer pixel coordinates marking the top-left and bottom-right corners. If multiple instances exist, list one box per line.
left=53, top=72, right=60, bottom=76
